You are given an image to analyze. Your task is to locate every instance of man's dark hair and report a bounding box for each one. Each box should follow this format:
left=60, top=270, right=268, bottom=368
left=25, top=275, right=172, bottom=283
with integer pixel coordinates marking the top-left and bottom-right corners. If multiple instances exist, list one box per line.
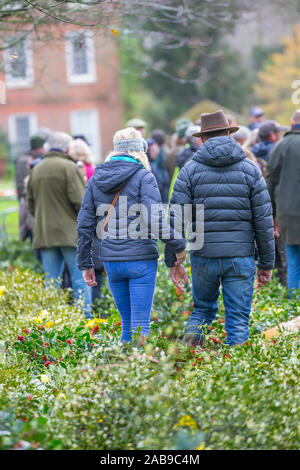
left=202, top=129, right=228, bottom=140
left=151, top=129, right=165, bottom=146
left=258, top=120, right=281, bottom=140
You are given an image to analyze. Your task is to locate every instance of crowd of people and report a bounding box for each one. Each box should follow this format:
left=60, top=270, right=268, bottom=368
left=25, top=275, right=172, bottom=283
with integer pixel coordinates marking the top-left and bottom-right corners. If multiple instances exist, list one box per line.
left=15, top=105, right=300, bottom=346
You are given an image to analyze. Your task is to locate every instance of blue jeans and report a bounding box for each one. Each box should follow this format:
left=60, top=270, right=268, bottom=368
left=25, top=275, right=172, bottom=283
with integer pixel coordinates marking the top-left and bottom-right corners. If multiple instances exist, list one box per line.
left=285, top=245, right=300, bottom=296
left=104, top=259, right=158, bottom=343
left=185, top=255, right=255, bottom=346
left=41, top=247, right=92, bottom=317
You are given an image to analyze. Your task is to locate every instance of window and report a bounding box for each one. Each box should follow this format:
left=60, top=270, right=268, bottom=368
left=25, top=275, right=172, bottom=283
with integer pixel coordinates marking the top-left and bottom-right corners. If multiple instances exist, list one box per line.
left=4, top=37, right=34, bottom=88
left=65, top=30, right=96, bottom=84
left=8, top=113, right=37, bottom=158
left=70, top=109, right=101, bottom=161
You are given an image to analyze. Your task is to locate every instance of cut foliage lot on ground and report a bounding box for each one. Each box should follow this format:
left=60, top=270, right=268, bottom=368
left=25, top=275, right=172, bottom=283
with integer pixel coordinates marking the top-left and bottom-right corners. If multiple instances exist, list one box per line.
left=0, top=243, right=299, bottom=450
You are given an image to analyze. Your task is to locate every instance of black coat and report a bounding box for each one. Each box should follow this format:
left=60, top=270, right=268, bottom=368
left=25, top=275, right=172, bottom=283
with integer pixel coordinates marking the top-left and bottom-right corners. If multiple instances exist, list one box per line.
left=165, top=136, right=275, bottom=270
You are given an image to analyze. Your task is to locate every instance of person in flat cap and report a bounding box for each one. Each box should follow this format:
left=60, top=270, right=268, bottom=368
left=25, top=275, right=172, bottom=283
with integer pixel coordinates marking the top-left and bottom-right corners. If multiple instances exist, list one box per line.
left=176, top=124, right=202, bottom=169
left=165, top=117, right=193, bottom=187
left=28, top=135, right=47, bottom=170
left=168, top=124, right=202, bottom=199
left=166, top=109, right=275, bottom=347
left=125, top=118, right=147, bottom=138
left=248, top=106, right=265, bottom=131
left=15, top=134, right=46, bottom=201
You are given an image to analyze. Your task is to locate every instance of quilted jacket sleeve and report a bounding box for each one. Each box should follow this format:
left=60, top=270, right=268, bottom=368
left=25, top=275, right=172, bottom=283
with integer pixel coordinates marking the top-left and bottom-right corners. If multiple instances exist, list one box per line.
left=140, top=171, right=186, bottom=256
left=77, top=181, right=97, bottom=270
left=164, top=166, right=193, bottom=267
left=250, top=168, right=275, bottom=270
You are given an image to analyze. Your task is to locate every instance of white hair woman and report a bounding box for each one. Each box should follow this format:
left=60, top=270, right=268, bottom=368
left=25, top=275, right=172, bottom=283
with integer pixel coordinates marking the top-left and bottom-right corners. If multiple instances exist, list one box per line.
left=68, top=138, right=95, bottom=181
left=232, top=126, right=259, bottom=167
left=77, top=127, right=186, bottom=343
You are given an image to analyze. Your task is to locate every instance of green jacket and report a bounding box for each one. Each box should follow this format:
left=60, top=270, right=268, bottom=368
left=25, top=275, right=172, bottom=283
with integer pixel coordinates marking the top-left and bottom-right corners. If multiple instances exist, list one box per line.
left=267, top=128, right=300, bottom=245
left=26, top=151, right=86, bottom=249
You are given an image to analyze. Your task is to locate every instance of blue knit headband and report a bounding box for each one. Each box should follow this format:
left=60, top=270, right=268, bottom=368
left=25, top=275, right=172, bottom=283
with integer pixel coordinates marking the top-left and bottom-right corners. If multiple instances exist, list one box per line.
left=114, top=138, right=148, bottom=153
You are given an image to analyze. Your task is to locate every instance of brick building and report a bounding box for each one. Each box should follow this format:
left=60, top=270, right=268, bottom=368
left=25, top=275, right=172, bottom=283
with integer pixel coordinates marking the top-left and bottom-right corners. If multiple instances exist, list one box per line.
left=0, top=28, right=123, bottom=162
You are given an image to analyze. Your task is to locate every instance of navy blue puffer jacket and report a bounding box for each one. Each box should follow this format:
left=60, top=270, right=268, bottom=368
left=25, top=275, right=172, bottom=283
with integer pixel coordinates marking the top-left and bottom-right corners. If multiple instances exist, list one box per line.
left=165, top=136, right=275, bottom=270
left=77, top=157, right=185, bottom=269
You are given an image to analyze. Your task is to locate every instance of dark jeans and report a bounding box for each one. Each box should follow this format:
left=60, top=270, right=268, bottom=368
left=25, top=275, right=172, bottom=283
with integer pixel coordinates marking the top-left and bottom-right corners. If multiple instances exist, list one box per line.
left=185, top=255, right=255, bottom=346
left=92, top=269, right=104, bottom=313
left=275, top=236, right=287, bottom=287
left=285, top=245, right=300, bottom=296
left=41, top=247, right=91, bottom=317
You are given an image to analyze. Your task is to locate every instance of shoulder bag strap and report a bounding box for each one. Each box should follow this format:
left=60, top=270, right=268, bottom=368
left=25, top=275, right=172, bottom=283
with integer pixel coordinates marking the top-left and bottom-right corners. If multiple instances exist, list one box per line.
left=101, top=188, right=122, bottom=238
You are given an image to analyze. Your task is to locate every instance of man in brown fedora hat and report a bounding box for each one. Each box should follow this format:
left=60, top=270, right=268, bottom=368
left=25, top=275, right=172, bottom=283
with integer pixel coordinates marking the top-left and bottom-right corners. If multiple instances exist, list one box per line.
left=165, top=110, right=275, bottom=347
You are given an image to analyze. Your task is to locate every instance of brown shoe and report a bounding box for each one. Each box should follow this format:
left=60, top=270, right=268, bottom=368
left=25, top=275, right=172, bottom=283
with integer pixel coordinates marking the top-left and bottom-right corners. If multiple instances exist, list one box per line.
left=182, top=334, right=203, bottom=348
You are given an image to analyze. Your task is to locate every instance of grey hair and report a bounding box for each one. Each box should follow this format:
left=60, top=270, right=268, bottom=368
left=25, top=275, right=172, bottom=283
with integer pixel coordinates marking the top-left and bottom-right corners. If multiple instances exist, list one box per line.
left=232, top=125, right=251, bottom=143
left=48, top=131, right=72, bottom=153
left=292, top=109, right=300, bottom=123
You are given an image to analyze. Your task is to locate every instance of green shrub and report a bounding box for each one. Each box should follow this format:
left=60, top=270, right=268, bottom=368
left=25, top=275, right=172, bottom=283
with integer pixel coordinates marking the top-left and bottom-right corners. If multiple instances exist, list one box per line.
left=0, top=265, right=299, bottom=450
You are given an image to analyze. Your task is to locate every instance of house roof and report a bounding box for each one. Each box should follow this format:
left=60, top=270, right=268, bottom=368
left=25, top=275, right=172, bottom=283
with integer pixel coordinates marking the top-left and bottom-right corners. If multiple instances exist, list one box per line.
left=171, top=99, right=244, bottom=128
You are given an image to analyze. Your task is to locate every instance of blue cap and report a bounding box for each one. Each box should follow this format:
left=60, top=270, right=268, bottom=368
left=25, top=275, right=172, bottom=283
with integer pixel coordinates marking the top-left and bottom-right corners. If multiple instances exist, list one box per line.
left=250, top=106, right=264, bottom=117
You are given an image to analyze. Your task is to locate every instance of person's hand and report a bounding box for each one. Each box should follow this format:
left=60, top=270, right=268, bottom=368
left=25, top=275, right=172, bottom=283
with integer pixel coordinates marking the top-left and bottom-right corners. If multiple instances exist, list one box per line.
left=274, top=219, right=280, bottom=238
left=175, top=250, right=186, bottom=266
left=256, top=269, right=272, bottom=288
left=83, top=268, right=97, bottom=287
left=170, top=265, right=189, bottom=293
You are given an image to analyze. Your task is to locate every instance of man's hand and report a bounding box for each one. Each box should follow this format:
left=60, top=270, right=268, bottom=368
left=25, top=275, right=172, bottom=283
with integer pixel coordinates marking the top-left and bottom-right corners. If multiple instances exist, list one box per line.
left=83, top=268, right=97, bottom=287
left=256, top=269, right=272, bottom=288
left=175, top=249, right=186, bottom=266
left=274, top=219, right=280, bottom=238
left=170, top=265, right=189, bottom=293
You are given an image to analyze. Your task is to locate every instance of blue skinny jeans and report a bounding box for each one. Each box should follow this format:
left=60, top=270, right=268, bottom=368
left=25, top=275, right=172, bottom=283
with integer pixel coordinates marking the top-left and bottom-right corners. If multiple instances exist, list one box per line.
left=104, top=259, right=158, bottom=343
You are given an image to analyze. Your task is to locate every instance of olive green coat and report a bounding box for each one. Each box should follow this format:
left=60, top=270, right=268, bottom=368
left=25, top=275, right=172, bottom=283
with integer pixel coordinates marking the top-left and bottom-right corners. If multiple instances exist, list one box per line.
left=26, top=151, right=85, bottom=249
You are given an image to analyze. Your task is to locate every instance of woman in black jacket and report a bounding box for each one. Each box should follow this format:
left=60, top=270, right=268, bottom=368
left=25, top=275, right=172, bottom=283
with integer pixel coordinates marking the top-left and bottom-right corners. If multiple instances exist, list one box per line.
left=77, top=127, right=186, bottom=343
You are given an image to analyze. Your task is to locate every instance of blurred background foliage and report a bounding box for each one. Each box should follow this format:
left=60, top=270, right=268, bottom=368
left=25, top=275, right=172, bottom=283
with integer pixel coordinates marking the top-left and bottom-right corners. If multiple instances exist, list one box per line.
left=119, top=2, right=300, bottom=133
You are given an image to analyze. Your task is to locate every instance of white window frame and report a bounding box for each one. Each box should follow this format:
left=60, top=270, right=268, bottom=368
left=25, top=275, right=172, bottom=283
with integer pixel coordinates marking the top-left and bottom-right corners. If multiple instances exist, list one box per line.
left=70, top=109, right=101, bottom=161
left=65, top=30, right=97, bottom=84
left=8, top=113, right=38, bottom=157
left=4, top=36, right=34, bottom=89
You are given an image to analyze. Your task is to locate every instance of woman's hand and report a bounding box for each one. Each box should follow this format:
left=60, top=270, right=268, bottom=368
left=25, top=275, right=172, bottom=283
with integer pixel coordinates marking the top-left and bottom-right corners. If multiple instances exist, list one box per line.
left=175, top=249, right=186, bottom=266
left=83, top=268, right=97, bottom=287
left=170, top=265, right=189, bottom=293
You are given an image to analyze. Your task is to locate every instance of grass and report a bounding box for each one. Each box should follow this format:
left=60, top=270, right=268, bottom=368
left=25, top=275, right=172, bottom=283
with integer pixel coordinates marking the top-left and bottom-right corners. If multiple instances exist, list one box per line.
left=0, top=179, right=16, bottom=191
left=0, top=166, right=16, bottom=191
left=0, top=173, right=19, bottom=240
left=0, top=198, right=19, bottom=239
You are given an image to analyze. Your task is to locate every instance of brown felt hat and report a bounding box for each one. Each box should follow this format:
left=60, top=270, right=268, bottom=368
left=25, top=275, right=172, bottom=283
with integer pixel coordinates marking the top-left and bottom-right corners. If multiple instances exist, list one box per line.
left=192, top=110, right=239, bottom=137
